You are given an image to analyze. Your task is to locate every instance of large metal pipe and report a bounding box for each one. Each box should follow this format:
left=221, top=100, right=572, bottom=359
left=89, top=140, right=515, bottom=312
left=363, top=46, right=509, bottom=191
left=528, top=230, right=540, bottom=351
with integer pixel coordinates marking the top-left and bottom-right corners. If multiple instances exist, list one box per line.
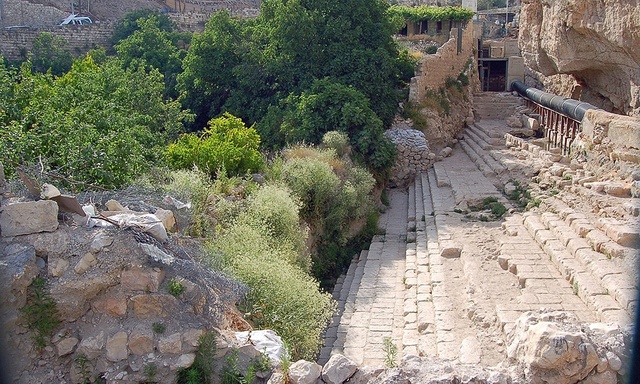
left=510, top=80, right=599, bottom=121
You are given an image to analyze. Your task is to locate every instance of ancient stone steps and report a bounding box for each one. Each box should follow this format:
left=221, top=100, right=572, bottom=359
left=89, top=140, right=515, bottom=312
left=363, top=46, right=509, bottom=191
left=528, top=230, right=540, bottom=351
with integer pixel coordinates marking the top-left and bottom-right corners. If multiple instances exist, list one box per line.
left=402, top=174, right=437, bottom=358
left=326, top=189, right=407, bottom=367
left=421, top=145, right=604, bottom=365
left=459, top=134, right=506, bottom=180
left=474, top=93, right=523, bottom=120
left=319, top=250, right=366, bottom=365
left=522, top=211, right=634, bottom=325
left=529, top=198, right=638, bottom=321
left=495, top=214, right=598, bottom=333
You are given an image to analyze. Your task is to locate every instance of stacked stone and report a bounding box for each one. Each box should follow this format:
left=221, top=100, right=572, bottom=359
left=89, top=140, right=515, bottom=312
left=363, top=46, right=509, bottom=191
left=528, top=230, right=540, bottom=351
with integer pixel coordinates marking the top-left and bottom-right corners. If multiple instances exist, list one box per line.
left=385, top=128, right=434, bottom=188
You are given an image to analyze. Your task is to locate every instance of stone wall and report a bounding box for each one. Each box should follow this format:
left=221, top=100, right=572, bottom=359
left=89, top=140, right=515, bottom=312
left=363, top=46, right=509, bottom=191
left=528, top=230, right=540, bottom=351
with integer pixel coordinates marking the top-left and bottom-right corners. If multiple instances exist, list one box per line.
left=0, top=23, right=116, bottom=61
left=409, top=21, right=475, bottom=103
left=384, top=124, right=434, bottom=188
left=2, top=0, right=68, bottom=27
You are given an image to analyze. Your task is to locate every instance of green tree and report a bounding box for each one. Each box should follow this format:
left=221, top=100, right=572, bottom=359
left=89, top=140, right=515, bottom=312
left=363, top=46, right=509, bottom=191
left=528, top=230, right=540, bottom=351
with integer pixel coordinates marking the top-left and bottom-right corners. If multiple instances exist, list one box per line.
left=116, top=15, right=184, bottom=98
left=0, top=55, right=190, bottom=188
left=31, top=32, right=73, bottom=76
left=275, top=78, right=395, bottom=171
left=178, top=11, right=244, bottom=130
left=111, top=9, right=175, bottom=47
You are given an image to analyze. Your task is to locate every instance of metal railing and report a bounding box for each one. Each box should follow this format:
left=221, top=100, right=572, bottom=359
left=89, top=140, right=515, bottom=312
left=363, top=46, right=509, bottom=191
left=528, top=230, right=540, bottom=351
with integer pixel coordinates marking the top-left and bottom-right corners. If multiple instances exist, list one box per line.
left=523, top=98, right=581, bottom=154
left=511, top=80, right=600, bottom=154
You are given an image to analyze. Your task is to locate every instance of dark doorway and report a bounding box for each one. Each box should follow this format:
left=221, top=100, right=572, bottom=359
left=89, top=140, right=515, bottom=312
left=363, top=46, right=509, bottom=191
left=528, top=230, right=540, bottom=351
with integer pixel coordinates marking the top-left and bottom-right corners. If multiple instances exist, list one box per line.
left=478, top=59, right=508, bottom=91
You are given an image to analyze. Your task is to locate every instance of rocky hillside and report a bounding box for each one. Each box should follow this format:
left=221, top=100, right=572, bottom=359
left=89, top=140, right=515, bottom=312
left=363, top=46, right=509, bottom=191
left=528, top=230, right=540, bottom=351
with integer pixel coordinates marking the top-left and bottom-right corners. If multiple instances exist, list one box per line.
left=518, top=0, right=640, bottom=117
left=0, top=184, right=255, bottom=383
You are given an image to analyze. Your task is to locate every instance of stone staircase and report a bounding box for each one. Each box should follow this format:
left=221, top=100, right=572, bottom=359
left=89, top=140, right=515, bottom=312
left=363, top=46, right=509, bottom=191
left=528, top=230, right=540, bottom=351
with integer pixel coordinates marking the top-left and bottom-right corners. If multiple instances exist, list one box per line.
left=319, top=190, right=407, bottom=366
left=473, top=92, right=523, bottom=120
left=320, top=96, right=637, bottom=367
left=460, top=115, right=638, bottom=329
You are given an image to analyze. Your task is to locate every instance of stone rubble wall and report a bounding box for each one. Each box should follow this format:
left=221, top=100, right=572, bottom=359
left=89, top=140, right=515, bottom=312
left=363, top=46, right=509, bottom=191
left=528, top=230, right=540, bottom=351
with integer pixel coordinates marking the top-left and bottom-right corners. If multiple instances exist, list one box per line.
left=409, top=22, right=475, bottom=103
left=384, top=125, right=434, bottom=188
left=0, top=23, right=116, bottom=62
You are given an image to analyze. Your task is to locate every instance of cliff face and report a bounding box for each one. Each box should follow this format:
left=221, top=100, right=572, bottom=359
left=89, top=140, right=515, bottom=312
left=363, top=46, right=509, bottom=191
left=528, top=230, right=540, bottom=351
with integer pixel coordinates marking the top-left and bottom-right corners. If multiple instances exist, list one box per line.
left=518, top=0, right=640, bottom=116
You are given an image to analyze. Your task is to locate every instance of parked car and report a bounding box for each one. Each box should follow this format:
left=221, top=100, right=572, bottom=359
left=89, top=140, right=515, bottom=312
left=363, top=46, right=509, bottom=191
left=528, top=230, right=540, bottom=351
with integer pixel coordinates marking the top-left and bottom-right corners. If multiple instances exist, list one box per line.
left=59, top=14, right=92, bottom=26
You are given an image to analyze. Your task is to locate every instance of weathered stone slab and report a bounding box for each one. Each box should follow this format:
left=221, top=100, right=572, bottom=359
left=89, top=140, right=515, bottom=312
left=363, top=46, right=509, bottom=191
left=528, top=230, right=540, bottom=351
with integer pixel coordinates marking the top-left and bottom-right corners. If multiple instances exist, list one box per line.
left=0, top=200, right=58, bottom=237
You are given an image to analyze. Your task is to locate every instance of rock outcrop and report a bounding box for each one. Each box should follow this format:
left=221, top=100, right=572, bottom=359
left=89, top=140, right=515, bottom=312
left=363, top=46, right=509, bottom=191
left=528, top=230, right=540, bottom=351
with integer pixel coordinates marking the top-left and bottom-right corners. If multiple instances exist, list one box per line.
left=0, top=195, right=249, bottom=383
left=519, top=0, right=640, bottom=116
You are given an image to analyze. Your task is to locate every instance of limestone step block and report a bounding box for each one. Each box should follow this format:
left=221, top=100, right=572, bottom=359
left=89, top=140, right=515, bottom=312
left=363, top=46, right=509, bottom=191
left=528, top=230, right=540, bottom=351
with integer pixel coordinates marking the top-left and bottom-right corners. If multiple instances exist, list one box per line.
left=0, top=200, right=59, bottom=237
left=407, top=183, right=416, bottom=222
left=523, top=214, right=547, bottom=237
left=420, top=173, right=434, bottom=213
left=601, top=221, right=640, bottom=248
left=414, top=175, right=426, bottom=222
left=459, top=140, right=496, bottom=178
left=585, top=229, right=611, bottom=252
left=433, top=163, right=451, bottom=187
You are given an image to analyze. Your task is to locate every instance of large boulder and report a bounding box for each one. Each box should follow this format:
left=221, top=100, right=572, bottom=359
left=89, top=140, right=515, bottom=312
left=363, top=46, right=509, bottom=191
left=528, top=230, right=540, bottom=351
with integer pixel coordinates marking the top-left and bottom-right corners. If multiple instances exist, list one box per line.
left=507, top=311, right=621, bottom=384
left=0, top=243, right=38, bottom=309
left=518, top=0, right=640, bottom=116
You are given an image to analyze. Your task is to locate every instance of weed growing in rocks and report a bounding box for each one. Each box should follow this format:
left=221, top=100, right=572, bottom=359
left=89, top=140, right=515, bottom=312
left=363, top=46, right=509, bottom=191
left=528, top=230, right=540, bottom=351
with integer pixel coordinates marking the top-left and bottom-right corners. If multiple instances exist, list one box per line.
left=22, top=276, right=61, bottom=349
left=152, top=322, right=166, bottom=334
left=221, top=349, right=243, bottom=384
left=177, top=332, right=216, bottom=384
left=74, top=354, right=91, bottom=384
left=143, top=363, right=158, bottom=383
left=383, top=337, right=398, bottom=368
left=468, top=197, right=507, bottom=220
left=505, top=180, right=537, bottom=209
left=167, top=278, right=185, bottom=297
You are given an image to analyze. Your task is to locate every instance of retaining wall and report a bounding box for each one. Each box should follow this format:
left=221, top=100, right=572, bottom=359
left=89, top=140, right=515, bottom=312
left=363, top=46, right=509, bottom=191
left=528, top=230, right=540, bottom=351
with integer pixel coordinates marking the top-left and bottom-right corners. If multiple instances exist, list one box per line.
left=0, top=23, right=116, bottom=61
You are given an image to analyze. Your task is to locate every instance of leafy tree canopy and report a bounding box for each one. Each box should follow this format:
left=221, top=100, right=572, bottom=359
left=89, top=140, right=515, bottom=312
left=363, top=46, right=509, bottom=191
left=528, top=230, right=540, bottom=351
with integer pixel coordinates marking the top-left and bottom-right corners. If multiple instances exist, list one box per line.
left=0, top=54, right=191, bottom=189
left=111, top=9, right=175, bottom=47
left=116, top=15, right=185, bottom=98
left=179, top=1, right=414, bottom=173
left=30, top=32, right=73, bottom=76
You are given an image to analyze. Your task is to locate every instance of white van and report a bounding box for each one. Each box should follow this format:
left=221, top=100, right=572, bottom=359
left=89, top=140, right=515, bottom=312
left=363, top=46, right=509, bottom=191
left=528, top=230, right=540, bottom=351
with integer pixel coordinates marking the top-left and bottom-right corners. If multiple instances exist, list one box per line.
left=59, top=14, right=93, bottom=26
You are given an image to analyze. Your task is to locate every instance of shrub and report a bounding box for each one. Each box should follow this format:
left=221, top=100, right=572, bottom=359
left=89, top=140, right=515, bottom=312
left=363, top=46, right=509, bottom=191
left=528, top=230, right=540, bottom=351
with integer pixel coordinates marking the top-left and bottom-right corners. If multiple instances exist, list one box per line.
left=167, top=278, right=185, bottom=297
left=275, top=148, right=375, bottom=286
left=208, top=222, right=335, bottom=360
left=152, top=322, right=166, bottom=334
left=177, top=332, right=216, bottom=384
left=165, top=113, right=264, bottom=177
left=239, top=184, right=310, bottom=270
left=322, top=131, right=350, bottom=157
left=425, top=45, right=438, bottom=54
left=280, top=156, right=342, bottom=223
